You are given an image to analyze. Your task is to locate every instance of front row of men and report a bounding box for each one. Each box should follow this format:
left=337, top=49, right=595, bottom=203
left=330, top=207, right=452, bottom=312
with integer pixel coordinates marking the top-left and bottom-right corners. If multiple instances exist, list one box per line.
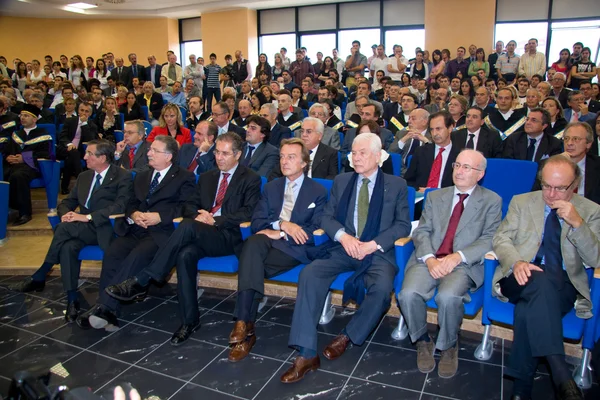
left=8, top=115, right=599, bottom=399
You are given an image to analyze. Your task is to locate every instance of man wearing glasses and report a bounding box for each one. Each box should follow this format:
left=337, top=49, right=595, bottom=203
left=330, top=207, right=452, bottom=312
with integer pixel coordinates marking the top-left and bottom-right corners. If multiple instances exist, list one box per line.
left=210, top=101, right=246, bottom=140
left=114, top=120, right=150, bottom=172
left=398, top=149, right=502, bottom=379
left=502, top=108, right=563, bottom=162
left=493, top=155, right=600, bottom=400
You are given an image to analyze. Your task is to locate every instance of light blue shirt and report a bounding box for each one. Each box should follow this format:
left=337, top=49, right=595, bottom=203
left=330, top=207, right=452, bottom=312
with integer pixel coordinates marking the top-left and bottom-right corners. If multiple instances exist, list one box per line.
left=272, top=173, right=305, bottom=230
left=245, top=141, right=262, bottom=159
left=162, top=91, right=187, bottom=108
left=334, top=170, right=378, bottom=241
left=212, top=164, right=238, bottom=217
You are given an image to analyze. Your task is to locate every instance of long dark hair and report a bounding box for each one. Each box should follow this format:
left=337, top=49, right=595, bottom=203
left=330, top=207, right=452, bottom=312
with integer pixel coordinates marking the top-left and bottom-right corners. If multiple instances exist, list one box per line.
left=432, top=50, right=442, bottom=66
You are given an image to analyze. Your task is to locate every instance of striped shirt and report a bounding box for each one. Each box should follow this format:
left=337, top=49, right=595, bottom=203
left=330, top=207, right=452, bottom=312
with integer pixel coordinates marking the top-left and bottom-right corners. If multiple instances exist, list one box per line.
left=496, top=53, right=520, bottom=75
left=518, top=52, right=546, bottom=79
left=206, top=64, right=221, bottom=88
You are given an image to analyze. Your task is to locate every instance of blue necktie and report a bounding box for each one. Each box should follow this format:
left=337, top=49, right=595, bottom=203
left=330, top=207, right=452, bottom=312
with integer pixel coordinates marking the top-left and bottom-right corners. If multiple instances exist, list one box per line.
left=86, top=174, right=102, bottom=208
left=243, top=146, right=255, bottom=166
left=534, top=209, right=564, bottom=288
left=526, top=138, right=536, bottom=161
left=146, top=172, right=161, bottom=202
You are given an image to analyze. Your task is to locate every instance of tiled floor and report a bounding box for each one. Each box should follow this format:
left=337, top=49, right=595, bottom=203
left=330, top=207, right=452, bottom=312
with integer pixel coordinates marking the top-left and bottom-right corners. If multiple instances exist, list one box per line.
left=0, top=274, right=597, bottom=400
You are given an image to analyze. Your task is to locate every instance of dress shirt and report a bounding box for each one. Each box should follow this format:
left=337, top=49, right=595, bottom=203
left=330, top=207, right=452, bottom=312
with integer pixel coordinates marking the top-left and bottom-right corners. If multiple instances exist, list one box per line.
left=217, top=122, right=230, bottom=135
left=85, top=165, right=110, bottom=208
left=435, top=142, right=453, bottom=188
left=272, top=173, right=305, bottom=230
left=499, top=110, right=514, bottom=120
left=465, top=128, right=481, bottom=149
left=519, top=52, right=547, bottom=78
left=334, top=169, right=379, bottom=241
left=152, top=164, right=172, bottom=186
left=577, top=158, right=586, bottom=195
left=212, top=164, right=238, bottom=217
left=527, top=132, right=544, bottom=160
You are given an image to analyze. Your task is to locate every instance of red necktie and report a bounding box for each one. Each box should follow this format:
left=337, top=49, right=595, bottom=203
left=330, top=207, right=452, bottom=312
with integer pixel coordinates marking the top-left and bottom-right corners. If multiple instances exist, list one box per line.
left=426, top=147, right=445, bottom=188
left=129, top=147, right=135, bottom=169
left=187, top=150, right=199, bottom=173
left=436, top=193, right=469, bottom=257
left=210, top=172, right=230, bottom=214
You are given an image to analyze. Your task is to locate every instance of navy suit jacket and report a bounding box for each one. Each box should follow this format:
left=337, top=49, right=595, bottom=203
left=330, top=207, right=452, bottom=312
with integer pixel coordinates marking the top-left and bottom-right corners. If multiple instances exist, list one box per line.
left=501, top=130, right=563, bottom=162
left=244, top=141, right=279, bottom=177
left=564, top=108, right=597, bottom=123
left=268, top=123, right=292, bottom=147
left=178, top=143, right=216, bottom=175
left=404, top=143, right=460, bottom=189
left=251, top=177, right=327, bottom=264
left=145, top=65, right=162, bottom=87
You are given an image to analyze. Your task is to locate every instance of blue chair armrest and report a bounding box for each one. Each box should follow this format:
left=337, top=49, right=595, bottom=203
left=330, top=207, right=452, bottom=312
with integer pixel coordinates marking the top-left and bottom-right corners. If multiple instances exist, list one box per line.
left=314, top=229, right=330, bottom=246
left=394, top=237, right=414, bottom=294
left=38, top=159, right=60, bottom=210
left=240, top=222, right=251, bottom=240
left=481, top=253, right=499, bottom=325
left=109, top=214, right=125, bottom=228
left=586, top=268, right=600, bottom=345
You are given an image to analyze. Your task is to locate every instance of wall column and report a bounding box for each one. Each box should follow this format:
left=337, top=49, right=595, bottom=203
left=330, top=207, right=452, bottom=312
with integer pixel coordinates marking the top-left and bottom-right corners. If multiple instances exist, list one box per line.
left=201, top=9, right=258, bottom=67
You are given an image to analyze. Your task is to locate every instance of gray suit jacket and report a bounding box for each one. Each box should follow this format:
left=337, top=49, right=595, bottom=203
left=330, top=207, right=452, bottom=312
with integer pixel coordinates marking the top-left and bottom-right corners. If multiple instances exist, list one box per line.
left=114, top=140, right=151, bottom=173
left=389, top=128, right=432, bottom=175
left=492, top=192, right=600, bottom=317
left=245, top=141, right=279, bottom=177
left=322, top=126, right=340, bottom=150
left=407, top=185, right=502, bottom=288
left=344, top=100, right=383, bottom=121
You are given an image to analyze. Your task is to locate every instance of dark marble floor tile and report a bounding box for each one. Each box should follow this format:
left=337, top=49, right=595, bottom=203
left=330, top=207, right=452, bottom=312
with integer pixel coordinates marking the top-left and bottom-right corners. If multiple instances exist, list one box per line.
left=88, top=324, right=169, bottom=364
left=339, top=378, right=421, bottom=399
left=0, top=325, right=41, bottom=357
left=0, top=337, right=81, bottom=379
left=370, top=316, right=436, bottom=349
left=192, top=353, right=283, bottom=398
left=316, top=332, right=368, bottom=376
left=0, top=294, right=54, bottom=324
left=195, top=286, right=236, bottom=310
left=213, top=292, right=282, bottom=317
left=502, top=374, right=555, bottom=400
left=193, top=311, right=238, bottom=346
left=25, top=279, right=69, bottom=301
left=259, top=297, right=295, bottom=326
left=424, top=358, right=503, bottom=400
left=0, top=289, right=19, bottom=303
left=256, top=366, right=347, bottom=400
left=146, top=282, right=178, bottom=300
left=136, top=340, right=224, bottom=381
left=249, top=320, right=295, bottom=361
left=170, top=383, right=238, bottom=400
left=134, top=301, right=209, bottom=333
left=352, top=343, right=426, bottom=392
left=47, top=322, right=115, bottom=349
left=96, top=366, right=185, bottom=400
left=51, top=351, right=130, bottom=392
left=317, top=306, right=358, bottom=336
left=117, top=296, right=166, bottom=322
left=10, top=301, right=68, bottom=335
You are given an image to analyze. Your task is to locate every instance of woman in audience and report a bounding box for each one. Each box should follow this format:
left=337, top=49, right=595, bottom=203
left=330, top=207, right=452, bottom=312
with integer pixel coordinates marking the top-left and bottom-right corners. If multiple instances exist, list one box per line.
left=93, top=59, right=109, bottom=90
left=26, top=59, right=45, bottom=85
left=460, top=78, right=475, bottom=106
left=344, top=120, right=393, bottom=174
left=96, top=96, right=120, bottom=143
left=49, top=61, right=66, bottom=80
left=116, top=85, right=128, bottom=107
left=255, top=53, right=272, bottom=82
left=12, top=61, right=27, bottom=92
left=119, top=91, right=143, bottom=122
left=441, top=48, right=451, bottom=63
left=541, top=97, right=567, bottom=137
left=448, top=94, right=468, bottom=127
left=400, top=73, right=411, bottom=88
left=291, top=86, right=308, bottom=110
left=250, top=92, right=267, bottom=115
left=68, top=55, right=86, bottom=88
left=221, top=92, right=240, bottom=120
left=42, top=65, right=52, bottom=83
left=468, top=48, right=489, bottom=77
left=551, top=48, right=572, bottom=85
left=497, top=78, right=508, bottom=90
left=317, top=57, right=335, bottom=86
left=424, top=82, right=439, bottom=107
left=429, top=50, right=445, bottom=83
left=272, top=53, right=286, bottom=81
left=570, top=46, right=597, bottom=89
left=261, top=85, right=276, bottom=103
left=410, top=51, right=429, bottom=81
left=423, top=50, right=433, bottom=74
left=592, top=83, right=599, bottom=101
left=258, top=70, right=270, bottom=86
left=147, top=103, right=191, bottom=147
left=470, top=74, right=483, bottom=90
left=156, top=76, right=172, bottom=94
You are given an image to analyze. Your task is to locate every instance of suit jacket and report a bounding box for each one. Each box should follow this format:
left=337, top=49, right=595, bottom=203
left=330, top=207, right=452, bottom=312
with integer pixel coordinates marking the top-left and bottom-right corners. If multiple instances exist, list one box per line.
left=222, top=122, right=247, bottom=141
left=383, top=102, right=401, bottom=122
left=321, top=172, right=412, bottom=265
left=110, top=66, right=131, bottom=85
left=408, top=185, right=502, bottom=287
left=114, top=140, right=151, bottom=173
left=388, top=128, right=432, bottom=175
left=564, top=108, right=597, bottom=123
left=58, top=165, right=132, bottom=250
left=587, top=100, right=600, bottom=114
left=502, top=130, right=563, bottom=162
left=38, top=108, right=55, bottom=125
left=182, top=165, right=261, bottom=246
left=232, top=116, right=249, bottom=128
left=341, top=127, right=394, bottom=154
left=136, top=93, right=164, bottom=120
left=127, top=64, right=145, bottom=88
left=269, top=142, right=338, bottom=181
left=492, top=191, right=600, bottom=317
left=119, top=102, right=143, bottom=122
left=117, top=165, right=195, bottom=243
left=244, top=141, right=279, bottom=177
left=322, top=126, right=341, bottom=150
left=251, top=177, right=327, bottom=264
left=178, top=143, right=216, bottom=175
left=186, top=111, right=210, bottom=131
left=485, top=107, right=526, bottom=134
left=404, top=143, right=460, bottom=189
left=145, top=64, right=162, bottom=87
left=344, top=100, right=383, bottom=121
left=452, top=126, right=504, bottom=158
left=268, top=123, right=292, bottom=147
left=553, top=88, right=571, bottom=110
left=58, top=117, right=98, bottom=150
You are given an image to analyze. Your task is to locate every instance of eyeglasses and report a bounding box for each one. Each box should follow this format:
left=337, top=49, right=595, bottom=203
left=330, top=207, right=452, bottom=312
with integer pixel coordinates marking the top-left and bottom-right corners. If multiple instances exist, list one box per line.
left=309, top=112, right=326, bottom=117
left=563, top=136, right=586, bottom=143
left=298, top=129, right=317, bottom=135
left=451, top=162, right=482, bottom=172
left=525, top=117, right=542, bottom=124
left=211, top=111, right=227, bottom=117
left=214, top=150, right=235, bottom=157
left=540, top=178, right=577, bottom=193
left=123, top=130, right=140, bottom=135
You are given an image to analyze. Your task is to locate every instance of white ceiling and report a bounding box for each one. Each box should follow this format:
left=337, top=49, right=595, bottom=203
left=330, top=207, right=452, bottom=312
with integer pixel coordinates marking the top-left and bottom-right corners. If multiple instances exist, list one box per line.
left=2, top=0, right=362, bottom=19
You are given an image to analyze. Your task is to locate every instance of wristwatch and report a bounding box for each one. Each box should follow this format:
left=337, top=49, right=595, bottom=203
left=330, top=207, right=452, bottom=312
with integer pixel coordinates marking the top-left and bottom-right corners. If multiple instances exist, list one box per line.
left=86, top=214, right=93, bottom=222
left=279, top=231, right=285, bottom=238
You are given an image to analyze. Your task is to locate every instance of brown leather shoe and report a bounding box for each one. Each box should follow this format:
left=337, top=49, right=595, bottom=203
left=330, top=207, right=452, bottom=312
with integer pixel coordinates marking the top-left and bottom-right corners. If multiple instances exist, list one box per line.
left=229, top=321, right=255, bottom=343
left=323, top=334, right=351, bottom=361
left=280, top=356, right=320, bottom=383
left=228, top=334, right=257, bottom=362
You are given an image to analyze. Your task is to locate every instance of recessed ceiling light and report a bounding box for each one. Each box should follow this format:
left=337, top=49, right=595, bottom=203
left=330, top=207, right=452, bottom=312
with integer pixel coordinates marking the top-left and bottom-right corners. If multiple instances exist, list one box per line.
left=67, top=2, right=98, bottom=9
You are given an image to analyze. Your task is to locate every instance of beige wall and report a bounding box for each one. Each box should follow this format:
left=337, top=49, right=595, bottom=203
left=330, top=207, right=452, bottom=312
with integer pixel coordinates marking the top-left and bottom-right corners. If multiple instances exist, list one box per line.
left=201, top=9, right=258, bottom=66
left=424, top=0, right=497, bottom=56
left=0, top=16, right=179, bottom=66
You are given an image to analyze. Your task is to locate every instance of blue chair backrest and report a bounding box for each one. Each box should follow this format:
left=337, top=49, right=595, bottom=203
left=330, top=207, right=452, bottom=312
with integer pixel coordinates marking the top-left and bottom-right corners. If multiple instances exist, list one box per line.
left=308, top=102, right=315, bottom=108
left=118, top=113, right=125, bottom=130
left=406, top=155, right=412, bottom=169
left=479, top=158, right=538, bottom=217
left=302, top=109, right=308, bottom=118
left=407, top=186, right=416, bottom=221
left=313, top=178, right=333, bottom=200
left=423, top=187, right=437, bottom=204
left=141, top=105, right=149, bottom=121
left=142, top=121, right=153, bottom=136
left=389, top=153, right=401, bottom=176
left=37, top=124, right=57, bottom=148
left=178, top=106, right=187, bottom=122
left=261, top=176, right=267, bottom=192
left=114, top=130, right=124, bottom=143
left=337, top=152, right=342, bottom=173
left=338, top=131, right=345, bottom=146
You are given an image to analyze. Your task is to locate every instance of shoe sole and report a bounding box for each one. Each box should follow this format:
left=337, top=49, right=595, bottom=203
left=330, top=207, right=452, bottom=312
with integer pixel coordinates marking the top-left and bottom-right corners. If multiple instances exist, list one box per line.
left=228, top=336, right=256, bottom=363
left=437, top=369, right=457, bottom=379
left=89, top=315, right=108, bottom=330
left=281, top=365, right=319, bottom=384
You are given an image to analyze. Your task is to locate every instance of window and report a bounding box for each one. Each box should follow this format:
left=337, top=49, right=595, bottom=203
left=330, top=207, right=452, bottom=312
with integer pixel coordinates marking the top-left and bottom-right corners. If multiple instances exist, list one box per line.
left=384, top=29, right=425, bottom=59
left=260, top=34, right=297, bottom=63
left=337, top=29, right=381, bottom=60
left=181, top=41, right=203, bottom=69
left=495, top=22, right=549, bottom=56
left=301, top=33, right=337, bottom=64
left=549, top=20, right=600, bottom=65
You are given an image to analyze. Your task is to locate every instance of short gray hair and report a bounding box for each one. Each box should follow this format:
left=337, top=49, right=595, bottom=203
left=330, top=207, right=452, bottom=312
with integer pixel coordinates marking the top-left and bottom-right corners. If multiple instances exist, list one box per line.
left=261, top=102, right=277, bottom=116
left=353, top=132, right=381, bottom=155
left=302, top=117, right=324, bottom=134
left=124, top=120, right=146, bottom=137
left=153, top=135, right=179, bottom=162
left=565, top=121, right=593, bottom=143
left=309, top=103, right=327, bottom=115
left=458, top=149, right=487, bottom=170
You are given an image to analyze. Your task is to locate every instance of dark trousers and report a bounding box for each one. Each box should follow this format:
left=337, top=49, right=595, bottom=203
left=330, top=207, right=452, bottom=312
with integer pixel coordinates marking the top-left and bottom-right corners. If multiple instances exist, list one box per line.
left=44, top=221, right=98, bottom=292
left=502, top=271, right=577, bottom=381
left=140, top=219, right=236, bottom=324
left=99, top=228, right=159, bottom=313
left=235, top=234, right=299, bottom=321
left=4, top=163, right=38, bottom=216
left=205, top=87, right=221, bottom=113
left=288, top=247, right=396, bottom=352
left=57, top=147, right=84, bottom=191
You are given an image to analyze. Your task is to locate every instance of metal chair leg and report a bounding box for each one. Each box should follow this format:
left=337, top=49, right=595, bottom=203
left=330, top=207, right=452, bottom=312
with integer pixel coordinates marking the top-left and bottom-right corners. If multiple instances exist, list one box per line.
left=318, top=291, right=335, bottom=325
left=197, top=287, right=204, bottom=302
left=474, top=325, right=494, bottom=361
left=572, top=348, right=592, bottom=390
left=257, top=296, right=269, bottom=313
left=391, top=314, right=409, bottom=340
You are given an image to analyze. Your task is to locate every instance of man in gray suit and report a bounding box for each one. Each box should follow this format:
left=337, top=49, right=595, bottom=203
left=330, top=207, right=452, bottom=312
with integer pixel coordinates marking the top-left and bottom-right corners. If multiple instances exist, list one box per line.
left=241, top=115, right=279, bottom=177
left=424, top=87, right=449, bottom=114
left=493, top=155, right=600, bottom=400
left=389, top=108, right=431, bottom=175
left=114, top=120, right=150, bottom=173
left=307, top=103, right=340, bottom=150
left=398, top=149, right=502, bottom=379
left=281, top=132, right=411, bottom=383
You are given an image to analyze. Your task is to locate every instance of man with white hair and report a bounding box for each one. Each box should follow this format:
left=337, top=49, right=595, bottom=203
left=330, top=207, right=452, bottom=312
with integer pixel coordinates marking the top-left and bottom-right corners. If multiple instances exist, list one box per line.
left=233, top=99, right=252, bottom=128
left=184, top=53, right=205, bottom=93
left=161, top=53, right=183, bottom=86
left=259, top=103, right=291, bottom=147
left=307, top=103, right=340, bottom=149
left=281, top=132, right=411, bottom=383
left=389, top=108, right=431, bottom=174
left=550, top=72, right=570, bottom=110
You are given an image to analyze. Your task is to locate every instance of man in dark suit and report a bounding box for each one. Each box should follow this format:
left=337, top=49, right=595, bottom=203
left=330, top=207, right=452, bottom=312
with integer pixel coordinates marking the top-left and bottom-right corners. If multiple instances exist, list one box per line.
left=179, top=120, right=217, bottom=175
left=212, top=101, right=246, bottom=140
left=388, top=93, right=419, bottom=135
left=9, top=140, right=132, bottom=322
left=260, top=103, right=292, bottom=147
left=581, top=81, right=600, bottom=114
left=389, top=109, right=432, bottom=176
left=241, top=115, right=278, bottom=177
left=110, top=57, right=131, bottom=86
left=229, top=138, right=327, bottom=362
left=111, top=120, right=147, bottom=171
left=341, top=103, right=394, bottom=154
left=232, top=99, right=252, bottom=128
left=484, top=89, right=527, bottom=139
left=2, top=104, right=53, bottom=225
left=57, top=102, right=98, bottom=194
left=136, top=81, right=164, bottom=121
left=145, top=55, right=162, bottom=88
left=405, top=111, right=460, bottom=191
left=77, top=136, right=195, bottom=331
left=281, top=132, right=411, bottom=383
left=105, top=132, right=262, bottom=345
left=127, top=53, right=144, bottom=89
left=502, top=108, right=563, bottom=162
left=550, top=72, right=571, bottom=110
left=452, top=106, right=504, bottom=158
left=28, top=93, right=54, bottom=125
left=185, top=95, right=209, bottom=131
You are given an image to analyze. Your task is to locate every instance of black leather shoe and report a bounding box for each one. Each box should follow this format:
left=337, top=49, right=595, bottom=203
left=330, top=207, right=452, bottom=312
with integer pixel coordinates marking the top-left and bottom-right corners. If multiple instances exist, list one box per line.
left=8, top=277, right=45, bottom=293
left=76, top=304, right=101, bottom=329
left=105, top=277, right=148, bottom=302
left=61, top=189, right=70, bottom=195
left=557, top=380, right=583, bottom=400
left=170, top=323, right=200, bottom=346
left=12, top=215, right=32, bottom=226
left=89, top=307, right=119, bottom=332
left=65, top=301, right=80, bottom=323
